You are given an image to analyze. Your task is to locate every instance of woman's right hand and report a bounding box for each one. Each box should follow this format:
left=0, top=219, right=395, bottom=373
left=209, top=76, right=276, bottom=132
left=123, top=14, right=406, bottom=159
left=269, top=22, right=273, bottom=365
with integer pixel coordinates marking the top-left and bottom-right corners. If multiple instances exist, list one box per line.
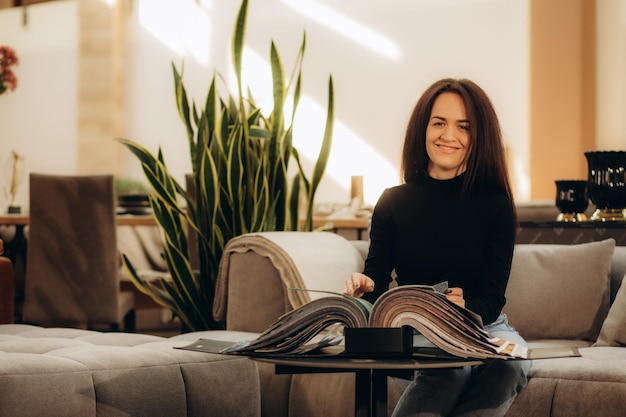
left=343, top=272, right=375, bottom=298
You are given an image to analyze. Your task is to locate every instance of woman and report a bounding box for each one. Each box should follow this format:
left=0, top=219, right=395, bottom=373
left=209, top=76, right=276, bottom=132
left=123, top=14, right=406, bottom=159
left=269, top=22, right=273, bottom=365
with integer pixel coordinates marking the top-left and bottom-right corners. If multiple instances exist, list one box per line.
left=344, top=78, right=530, bottom=417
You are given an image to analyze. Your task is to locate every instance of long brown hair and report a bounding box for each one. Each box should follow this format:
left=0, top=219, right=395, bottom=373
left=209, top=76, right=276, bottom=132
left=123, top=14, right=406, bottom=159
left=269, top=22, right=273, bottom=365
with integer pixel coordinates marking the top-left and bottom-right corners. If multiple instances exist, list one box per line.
left=402, top=78, right=514, bottom=196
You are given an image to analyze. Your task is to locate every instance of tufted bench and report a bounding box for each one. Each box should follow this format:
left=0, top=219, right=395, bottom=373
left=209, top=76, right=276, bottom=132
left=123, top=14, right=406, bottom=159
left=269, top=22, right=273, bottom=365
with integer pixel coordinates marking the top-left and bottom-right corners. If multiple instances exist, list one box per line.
left=0, top=324, right=261, bottom=417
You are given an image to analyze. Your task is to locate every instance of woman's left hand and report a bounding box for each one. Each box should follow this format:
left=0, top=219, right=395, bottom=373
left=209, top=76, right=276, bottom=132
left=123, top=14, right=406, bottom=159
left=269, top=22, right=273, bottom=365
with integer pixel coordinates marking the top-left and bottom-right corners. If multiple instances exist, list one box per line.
left=446, top=287, right=466, bottom=308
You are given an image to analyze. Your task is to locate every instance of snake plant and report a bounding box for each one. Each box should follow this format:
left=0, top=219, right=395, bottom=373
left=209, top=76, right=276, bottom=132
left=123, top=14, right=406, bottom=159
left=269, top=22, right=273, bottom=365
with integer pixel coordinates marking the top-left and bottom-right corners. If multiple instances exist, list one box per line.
left=118, top=0, right=334, bottom=330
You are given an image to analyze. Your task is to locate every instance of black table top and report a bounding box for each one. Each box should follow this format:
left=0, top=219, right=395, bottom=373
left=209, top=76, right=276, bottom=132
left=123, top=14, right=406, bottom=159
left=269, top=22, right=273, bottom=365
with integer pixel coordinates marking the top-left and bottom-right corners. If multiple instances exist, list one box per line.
left=252, top=354, right=483, bottom=371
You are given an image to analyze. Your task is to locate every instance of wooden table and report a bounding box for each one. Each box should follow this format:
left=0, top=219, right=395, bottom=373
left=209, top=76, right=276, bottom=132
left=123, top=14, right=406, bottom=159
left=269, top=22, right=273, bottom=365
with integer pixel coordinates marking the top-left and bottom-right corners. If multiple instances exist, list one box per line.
left=0, top=213, right=368, bottom=318
left=1, top=214, right=365, bottom=230
left=310, top=217, right=370, bottom=240
left=0, top=213, right=157, bottom=227
left=0, top=212, right=159, bottom=321
left=517, top=220, right=626, bottom=246
left=0, top=213, right=157, bottom=265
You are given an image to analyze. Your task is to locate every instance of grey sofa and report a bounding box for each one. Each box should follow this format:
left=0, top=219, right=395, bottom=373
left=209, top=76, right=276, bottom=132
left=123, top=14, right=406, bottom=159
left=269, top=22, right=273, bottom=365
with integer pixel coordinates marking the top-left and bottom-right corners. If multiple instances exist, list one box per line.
left=210, top=232, right=626, bottom=417
left=1, top=231, right=625, bottom=417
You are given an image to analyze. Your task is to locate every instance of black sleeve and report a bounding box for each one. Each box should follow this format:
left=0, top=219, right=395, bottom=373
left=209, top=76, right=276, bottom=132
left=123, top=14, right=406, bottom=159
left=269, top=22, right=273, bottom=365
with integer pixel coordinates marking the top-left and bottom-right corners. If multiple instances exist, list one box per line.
left=464, top=196, right=516, bottom=325
left=361, top=189, right=395, bottom=303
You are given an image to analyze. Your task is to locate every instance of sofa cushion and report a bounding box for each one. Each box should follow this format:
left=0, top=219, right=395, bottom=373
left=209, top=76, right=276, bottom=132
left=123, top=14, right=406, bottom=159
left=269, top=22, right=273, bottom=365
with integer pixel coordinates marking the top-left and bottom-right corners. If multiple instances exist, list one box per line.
left=506, top=346, right=626, bottom=417
left=594, top=273, right=626, bottom=347
left=504, top=239, right=614, bottom=341
left=609, top=246, right=626, bottom=302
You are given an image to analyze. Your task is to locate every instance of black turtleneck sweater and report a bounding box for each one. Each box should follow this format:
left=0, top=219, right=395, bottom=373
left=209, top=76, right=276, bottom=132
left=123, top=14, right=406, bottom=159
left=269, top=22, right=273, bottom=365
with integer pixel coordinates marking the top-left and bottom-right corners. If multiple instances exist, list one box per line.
left=362, top=175, right=516, bottom=325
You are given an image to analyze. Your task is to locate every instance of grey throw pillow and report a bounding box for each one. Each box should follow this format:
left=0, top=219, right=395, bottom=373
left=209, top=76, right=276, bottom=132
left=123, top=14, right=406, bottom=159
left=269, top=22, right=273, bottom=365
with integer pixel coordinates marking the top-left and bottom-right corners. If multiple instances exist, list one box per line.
left=504, top=239, right=615, bottom=341
left=594, top=273, right=626, bottom=346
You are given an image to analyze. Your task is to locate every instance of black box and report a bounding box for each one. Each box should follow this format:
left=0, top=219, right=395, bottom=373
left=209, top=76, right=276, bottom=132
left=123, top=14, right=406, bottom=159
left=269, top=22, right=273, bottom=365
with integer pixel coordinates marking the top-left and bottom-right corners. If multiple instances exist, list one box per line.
left=344, top=327, right=413, bottom=355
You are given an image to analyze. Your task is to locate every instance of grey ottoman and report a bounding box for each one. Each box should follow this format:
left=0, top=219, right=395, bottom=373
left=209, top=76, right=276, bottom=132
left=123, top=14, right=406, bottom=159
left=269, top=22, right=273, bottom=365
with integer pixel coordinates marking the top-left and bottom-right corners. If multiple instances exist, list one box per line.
left=0, top=324, right=260, bottom=417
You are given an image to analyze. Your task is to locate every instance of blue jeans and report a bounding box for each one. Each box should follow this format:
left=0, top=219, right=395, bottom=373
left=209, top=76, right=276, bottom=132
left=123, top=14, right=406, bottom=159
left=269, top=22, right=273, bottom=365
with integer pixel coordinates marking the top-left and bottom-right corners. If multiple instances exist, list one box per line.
left=391, top=313, right=531, bottom=417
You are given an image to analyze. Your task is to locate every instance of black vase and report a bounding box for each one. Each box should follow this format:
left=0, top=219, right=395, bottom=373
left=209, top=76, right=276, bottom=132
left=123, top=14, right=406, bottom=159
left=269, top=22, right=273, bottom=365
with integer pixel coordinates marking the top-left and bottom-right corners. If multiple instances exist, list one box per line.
left=584, top=151, right=626, bottom=221
left=554, top=180, right=589, bottom=222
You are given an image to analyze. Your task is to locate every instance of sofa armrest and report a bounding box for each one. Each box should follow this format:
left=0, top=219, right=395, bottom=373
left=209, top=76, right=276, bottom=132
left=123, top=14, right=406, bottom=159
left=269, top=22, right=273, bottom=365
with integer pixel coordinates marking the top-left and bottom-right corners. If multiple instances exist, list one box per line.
left=214, top=231, right=366, bottom=332
left=0, top=239, right=15, bottom=324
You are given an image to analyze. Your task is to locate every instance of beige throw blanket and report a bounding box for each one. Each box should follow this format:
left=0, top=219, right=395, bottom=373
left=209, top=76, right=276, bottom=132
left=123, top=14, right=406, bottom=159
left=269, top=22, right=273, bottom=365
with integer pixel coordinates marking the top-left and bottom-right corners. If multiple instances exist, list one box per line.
left=213, top=231, right=365, bottom=322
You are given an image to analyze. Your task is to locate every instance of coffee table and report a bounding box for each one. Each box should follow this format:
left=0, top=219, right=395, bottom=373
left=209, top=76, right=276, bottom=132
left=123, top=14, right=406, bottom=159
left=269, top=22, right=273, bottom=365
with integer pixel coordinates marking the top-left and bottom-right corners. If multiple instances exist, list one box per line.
left=253, top=355, right=483, bottom=417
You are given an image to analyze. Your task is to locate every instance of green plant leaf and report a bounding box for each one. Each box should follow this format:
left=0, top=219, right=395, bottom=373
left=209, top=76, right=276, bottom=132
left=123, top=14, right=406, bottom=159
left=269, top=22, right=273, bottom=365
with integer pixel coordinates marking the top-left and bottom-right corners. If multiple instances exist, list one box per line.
left=118, top=0, right=334, bottom=331
left=308, top=76, right=335, bottom=199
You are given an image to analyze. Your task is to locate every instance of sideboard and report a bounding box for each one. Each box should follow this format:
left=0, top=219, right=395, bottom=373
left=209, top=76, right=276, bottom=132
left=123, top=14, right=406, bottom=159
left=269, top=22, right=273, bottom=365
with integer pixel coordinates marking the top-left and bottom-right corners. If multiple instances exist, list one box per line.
left=517, top=221, right=626, bottom=246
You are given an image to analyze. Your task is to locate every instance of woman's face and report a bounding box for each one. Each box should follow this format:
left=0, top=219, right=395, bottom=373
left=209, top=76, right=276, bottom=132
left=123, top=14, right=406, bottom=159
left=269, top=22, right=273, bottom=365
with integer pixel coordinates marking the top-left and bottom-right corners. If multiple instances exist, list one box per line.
left=425, top=92, right=470, bottom=179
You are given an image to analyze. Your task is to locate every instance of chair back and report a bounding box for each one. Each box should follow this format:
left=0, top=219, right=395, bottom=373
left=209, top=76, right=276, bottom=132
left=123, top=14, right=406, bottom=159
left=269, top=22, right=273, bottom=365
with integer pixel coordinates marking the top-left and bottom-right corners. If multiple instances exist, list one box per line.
left=23, top=173, right=123, bottom=326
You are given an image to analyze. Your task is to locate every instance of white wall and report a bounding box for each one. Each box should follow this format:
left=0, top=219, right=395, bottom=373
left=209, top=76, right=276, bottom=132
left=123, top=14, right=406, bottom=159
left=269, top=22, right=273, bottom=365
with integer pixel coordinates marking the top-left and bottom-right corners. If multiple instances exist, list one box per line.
left=0, top=1, right=78, bottom=211
left=0, top=0, right=530, bottom=212
left=596, top=0, right=626, bottom=151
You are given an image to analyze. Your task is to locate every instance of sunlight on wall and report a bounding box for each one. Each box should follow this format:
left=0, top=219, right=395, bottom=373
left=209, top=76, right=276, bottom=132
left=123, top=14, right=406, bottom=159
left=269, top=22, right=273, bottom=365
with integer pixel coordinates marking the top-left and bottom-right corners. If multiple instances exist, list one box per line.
left=231, top=46, right=398, bottom=205
left=292, top=96, right=399, bottom=204
left=282, top=0, right=401, bottom=61
left=137, top=0, right=211, bottom=64
left=511, top=154, right=530, bottom=202
left=228, top=47, right=274, bottom=116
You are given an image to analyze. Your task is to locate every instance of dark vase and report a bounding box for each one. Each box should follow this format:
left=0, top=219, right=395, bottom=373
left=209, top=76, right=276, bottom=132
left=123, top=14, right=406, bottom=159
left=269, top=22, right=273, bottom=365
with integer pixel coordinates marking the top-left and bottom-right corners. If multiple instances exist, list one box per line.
left=584, top=151, right=626, bottom=221
left=554, top=180, right=589, bottom=222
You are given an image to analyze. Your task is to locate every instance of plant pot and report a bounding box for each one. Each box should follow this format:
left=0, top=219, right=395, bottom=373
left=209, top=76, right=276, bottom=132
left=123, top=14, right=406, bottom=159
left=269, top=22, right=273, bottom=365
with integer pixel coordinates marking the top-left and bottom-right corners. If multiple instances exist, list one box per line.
left=584, top=151, right=626, bottom=221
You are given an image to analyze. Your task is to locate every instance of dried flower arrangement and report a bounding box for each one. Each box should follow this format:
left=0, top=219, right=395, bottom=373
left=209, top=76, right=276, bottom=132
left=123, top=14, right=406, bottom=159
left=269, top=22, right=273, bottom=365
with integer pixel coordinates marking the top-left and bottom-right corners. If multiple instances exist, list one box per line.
left=0, top=46, right=19, bottom=95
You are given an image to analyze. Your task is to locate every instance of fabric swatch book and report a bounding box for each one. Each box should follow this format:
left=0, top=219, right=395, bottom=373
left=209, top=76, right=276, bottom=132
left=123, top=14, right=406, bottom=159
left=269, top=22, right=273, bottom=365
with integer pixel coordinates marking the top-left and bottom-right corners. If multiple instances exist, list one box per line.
left=184, top=282, right=539, bottom=360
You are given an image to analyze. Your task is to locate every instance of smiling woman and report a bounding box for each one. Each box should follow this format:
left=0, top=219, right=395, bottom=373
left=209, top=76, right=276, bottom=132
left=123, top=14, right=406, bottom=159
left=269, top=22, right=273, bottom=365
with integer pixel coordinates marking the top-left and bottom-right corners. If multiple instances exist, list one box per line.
left=425, top=92, right=470, bottom=180
left=343, top=78, right=528, bottom=417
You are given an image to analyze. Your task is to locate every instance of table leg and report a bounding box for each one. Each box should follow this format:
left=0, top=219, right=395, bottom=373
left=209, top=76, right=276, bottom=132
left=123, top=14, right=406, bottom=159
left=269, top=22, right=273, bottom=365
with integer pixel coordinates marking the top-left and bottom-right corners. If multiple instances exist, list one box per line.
left=354, top=369, right=389, bottom=417
left=273, top=363, right=412, bottom=417
left=372, top=369, right=388, bottom=417
left=354, top=369, right=372, bottom=417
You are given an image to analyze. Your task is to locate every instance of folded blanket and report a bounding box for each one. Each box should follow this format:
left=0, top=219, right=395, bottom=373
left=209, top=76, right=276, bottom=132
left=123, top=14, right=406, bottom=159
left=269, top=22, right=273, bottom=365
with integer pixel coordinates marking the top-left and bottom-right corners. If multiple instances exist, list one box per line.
left=213, top=232, right=365, bottom=321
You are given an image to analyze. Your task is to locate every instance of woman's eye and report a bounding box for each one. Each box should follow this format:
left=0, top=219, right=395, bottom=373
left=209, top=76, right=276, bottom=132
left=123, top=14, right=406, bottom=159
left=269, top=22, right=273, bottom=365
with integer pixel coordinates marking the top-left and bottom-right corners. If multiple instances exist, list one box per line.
left=459, top=124, right=470, bottom=131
